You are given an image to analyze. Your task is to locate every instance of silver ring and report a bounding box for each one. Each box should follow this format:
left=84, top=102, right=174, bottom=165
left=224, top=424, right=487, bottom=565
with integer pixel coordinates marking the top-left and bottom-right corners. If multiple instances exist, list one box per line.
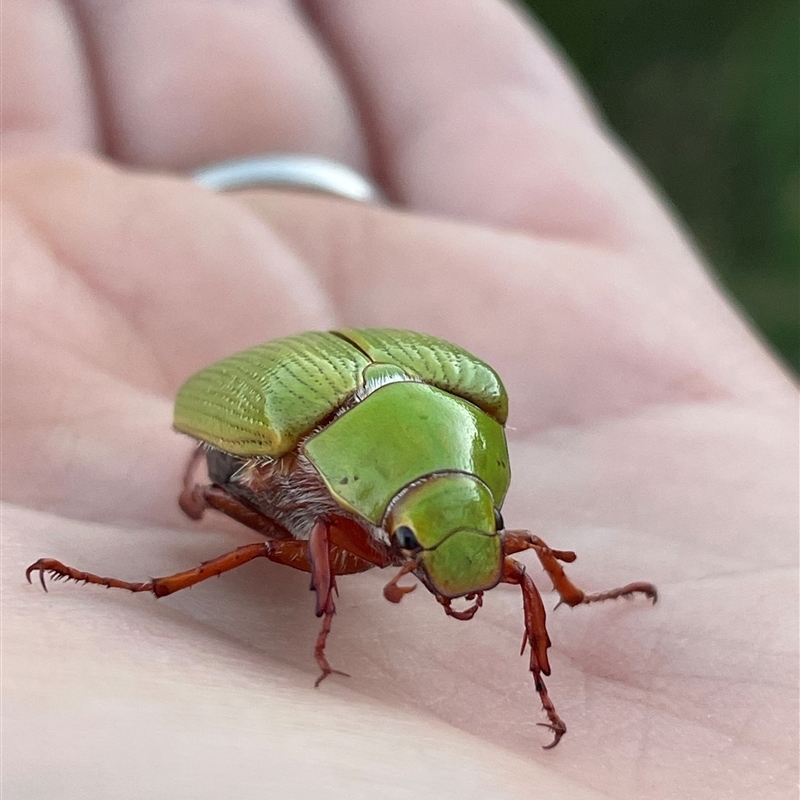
left=192, top=155, right=384, bottom=203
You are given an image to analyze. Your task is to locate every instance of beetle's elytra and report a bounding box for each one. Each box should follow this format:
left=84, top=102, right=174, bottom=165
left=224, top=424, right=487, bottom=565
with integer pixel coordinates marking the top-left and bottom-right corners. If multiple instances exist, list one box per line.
left=27, top=328, right=657, bottom=748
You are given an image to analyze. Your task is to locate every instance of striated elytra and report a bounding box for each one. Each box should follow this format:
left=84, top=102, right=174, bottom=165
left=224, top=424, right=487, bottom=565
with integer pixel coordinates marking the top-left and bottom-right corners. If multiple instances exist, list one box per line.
left=27, top=328, right=657, bottom=748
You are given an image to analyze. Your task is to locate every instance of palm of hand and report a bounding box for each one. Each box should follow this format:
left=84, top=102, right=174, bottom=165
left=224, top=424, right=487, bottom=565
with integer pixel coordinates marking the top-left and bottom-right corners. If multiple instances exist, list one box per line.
left=3, top=3, right=796, bottom=799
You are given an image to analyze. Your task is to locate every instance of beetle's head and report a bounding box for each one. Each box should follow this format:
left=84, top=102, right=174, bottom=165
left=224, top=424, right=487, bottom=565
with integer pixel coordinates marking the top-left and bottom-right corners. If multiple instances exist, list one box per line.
left=385, top=474, right=503, bottom=599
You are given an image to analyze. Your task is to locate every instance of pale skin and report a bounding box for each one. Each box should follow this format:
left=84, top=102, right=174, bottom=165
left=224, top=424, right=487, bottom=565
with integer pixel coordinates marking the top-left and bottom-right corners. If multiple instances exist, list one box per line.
left=2, top=1, right=797, bottom=798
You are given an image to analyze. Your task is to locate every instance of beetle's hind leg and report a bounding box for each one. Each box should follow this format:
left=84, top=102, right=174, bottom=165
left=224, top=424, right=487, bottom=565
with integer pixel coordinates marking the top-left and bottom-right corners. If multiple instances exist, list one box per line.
left=178, top=443, right=208, bottom=519
left=502, top=530, right=657, bottom=608
left=181, top=480, right=296, bottom=540
left=178, top=447, right=294, bottom=541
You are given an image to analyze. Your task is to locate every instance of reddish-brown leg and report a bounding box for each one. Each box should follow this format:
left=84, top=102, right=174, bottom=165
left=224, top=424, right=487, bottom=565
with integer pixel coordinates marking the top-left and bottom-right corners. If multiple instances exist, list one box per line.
left=181, top=480, right=296, bottom=541
left=26, top=539, right=312, bottom=597
left=503, top=556, right=566, bottom=749
left=308, top=518, right=351, bottom=685
left=31, top=463, right=397, bottom=688
left=182, top=481, right=384, bottom=577
left=311, top=586, right=346, bottom=687
left=26, top=529, right=370, bottom=686
left=310, top=513, right=407, bottom=683
left=502, top=530, right=658, bottom=608
left=307, top=515, right=406, bottom=684
left=327, top=514, right=395, bottom=568
left=180, top=481, right=396, bottom=685
left=178, top=444, right=208, bottom=519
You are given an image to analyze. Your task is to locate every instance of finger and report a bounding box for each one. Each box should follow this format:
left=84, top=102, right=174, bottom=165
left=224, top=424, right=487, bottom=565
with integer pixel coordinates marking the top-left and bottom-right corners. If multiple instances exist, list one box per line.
left=304, top=0, right=675, bottom=247
left=70, top=0, right=368, bottom=170
left=1, top=0, right=99, bottom=157
left=4, top=156, right=336, bottom=387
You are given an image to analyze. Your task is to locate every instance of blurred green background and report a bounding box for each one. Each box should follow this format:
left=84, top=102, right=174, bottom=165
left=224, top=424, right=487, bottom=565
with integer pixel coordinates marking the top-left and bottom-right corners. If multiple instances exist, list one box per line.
left=525, top=1, right=799, bottom=372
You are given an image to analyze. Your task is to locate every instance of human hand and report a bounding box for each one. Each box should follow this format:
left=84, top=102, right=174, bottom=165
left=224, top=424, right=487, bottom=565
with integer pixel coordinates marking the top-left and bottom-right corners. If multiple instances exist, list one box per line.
left=3, top=2, right=796, bottom=799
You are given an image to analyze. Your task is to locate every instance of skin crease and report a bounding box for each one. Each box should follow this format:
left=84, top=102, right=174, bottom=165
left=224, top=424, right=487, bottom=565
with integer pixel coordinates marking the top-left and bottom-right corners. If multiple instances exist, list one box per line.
left=1, top=0, right=797, bottom=798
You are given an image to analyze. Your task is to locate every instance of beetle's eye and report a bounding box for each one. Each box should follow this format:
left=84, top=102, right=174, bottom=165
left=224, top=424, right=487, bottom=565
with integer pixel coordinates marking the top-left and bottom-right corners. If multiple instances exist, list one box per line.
left=394, top=525, right=420, bottom=551
left=494, top=508, right=505, bottom=531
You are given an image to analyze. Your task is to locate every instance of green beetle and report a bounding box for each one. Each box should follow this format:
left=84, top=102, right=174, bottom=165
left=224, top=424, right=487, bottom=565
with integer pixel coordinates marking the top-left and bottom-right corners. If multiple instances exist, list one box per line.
left=27, top=328, right=656, bottom=748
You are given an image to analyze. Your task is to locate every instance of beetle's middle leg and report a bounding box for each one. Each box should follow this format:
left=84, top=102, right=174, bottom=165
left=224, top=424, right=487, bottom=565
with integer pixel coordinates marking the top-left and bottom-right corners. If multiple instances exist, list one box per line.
left=27, top=538, right=311, bottom=597
left=178, top=443, right=208, bottom=519
left=502, top=530, right=657, bottom=608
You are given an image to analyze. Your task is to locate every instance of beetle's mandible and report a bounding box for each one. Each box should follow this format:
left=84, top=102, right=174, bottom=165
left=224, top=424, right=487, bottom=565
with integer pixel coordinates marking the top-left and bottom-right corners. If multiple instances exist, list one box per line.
left=27, top=328, right=657, bottom=748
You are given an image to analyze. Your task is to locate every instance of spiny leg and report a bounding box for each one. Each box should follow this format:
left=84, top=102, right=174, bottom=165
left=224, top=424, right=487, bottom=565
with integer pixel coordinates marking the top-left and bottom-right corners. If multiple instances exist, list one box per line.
left=581, top=582, right=659, bottom=605
left=312, top=587, right=346, bottom=687
left=26, top=533, right=370, bottom=687
left=29, top=469, right=299, bottom=596
left=26, top=478, right=303, bottom=597
left=29, top=471, right=392, bottom=690
left=310, top=515, right=398, bottom=683
left=502, top=530, right=657, bottom=608
left=179, top=486, right=387, bottom=683
left=308, top=519, right=349, bottom=685
left=503, top=556, right=566, bottom=748
left=28, top=541, right=276, bottom=597
left=27, top=534, right=354, bottom=685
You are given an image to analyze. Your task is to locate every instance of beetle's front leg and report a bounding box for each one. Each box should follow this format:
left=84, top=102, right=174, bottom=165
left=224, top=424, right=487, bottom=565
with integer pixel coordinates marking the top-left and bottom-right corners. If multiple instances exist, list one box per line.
left=311, top=585, right=347, bottom=688
left=502, top=556, right=566, bottom=749
left=502, top=530, right=657, bottom=608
